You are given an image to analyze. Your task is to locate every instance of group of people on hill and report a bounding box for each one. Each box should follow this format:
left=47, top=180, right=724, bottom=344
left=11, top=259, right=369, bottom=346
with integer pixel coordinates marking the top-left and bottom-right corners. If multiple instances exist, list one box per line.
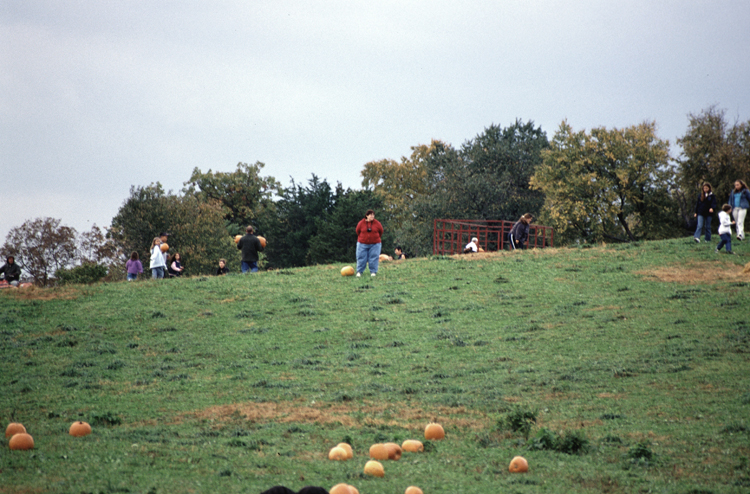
left=693, top=179, right=750, bottom=254
left=464, top=213, right=535, bottom=254
left=125, top=232, right=185, bottom=281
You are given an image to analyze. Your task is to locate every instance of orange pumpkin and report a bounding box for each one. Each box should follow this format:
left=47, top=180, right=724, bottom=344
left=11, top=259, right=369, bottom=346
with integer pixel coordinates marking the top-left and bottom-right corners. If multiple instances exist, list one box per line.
left=364, top=460, right=385, bottom=477
left=330, top=483, right=352, bottom=494
left=69, top=421, right=92, bottom=437
left=405, top=487, right=423, bottom=494
left=509, top=455, right=529, bottom=473
left=348, top=486, right=359, bottom=494
left=258, top=236, right=267, bottom=248
left=9, top=433, right=34, bottom=450
left=401, top=439, right=424, bottom=453
left=234, top=235, right=242, bottom=244
left=336, top=442, right=353, bottom=459
left=384, top=442, right=402, bottom=460
left=328, top=446, right=348, bottom=460
left=160, top=243, right=169, bottom=252
left=5, top=423, right=26, bottom=438
left=341, top=266, right=355, bottom=277
left=424, top=422, right=445, bottom=440
left=369, top=443, right=389, bottom=460
left=379, top=254, right=391, bottom=261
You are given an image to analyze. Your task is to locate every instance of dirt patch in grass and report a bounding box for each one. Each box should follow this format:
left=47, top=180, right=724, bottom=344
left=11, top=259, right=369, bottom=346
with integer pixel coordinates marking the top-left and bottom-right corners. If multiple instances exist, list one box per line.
left=451, top=248, right=563, bottom=262
left=182, top=400, right=491, bottom=430
left=636, top=260, right=748, bottom=284
left=0, top=285, right=83, bottom=300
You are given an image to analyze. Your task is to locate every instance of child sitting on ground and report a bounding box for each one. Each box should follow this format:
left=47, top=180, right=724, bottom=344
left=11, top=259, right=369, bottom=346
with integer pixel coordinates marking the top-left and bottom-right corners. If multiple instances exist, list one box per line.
left=216, top=259, right=229, bottom=275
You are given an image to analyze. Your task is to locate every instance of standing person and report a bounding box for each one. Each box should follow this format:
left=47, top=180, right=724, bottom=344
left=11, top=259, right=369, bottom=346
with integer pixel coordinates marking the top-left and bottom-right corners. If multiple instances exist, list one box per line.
left=237, top=225, right=264, bottom=273
left=716, top=204, right=736, bottom=254
left=168, top=253, right=184, bottom=277
left=0, top=256, right=21, bottom=286
left=355, top=209, right=383, bottom=277
left=464, top=237, right=479, bottom=253
left=126, top=252, right=143, bottom=281
left=509, top=214, right=534, bottom=250
left=149, top=237, right=166, bottom=279
left=693, top=183, right=717, bottom=243
left=728, top=180, right=750, bottom=241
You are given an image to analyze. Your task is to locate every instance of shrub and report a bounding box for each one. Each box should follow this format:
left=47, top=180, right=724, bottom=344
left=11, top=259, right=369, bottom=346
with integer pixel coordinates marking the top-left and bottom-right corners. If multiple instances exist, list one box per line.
left=501, top=406, right=537, bottom=439
left=55, top=263, right=108, bottom=285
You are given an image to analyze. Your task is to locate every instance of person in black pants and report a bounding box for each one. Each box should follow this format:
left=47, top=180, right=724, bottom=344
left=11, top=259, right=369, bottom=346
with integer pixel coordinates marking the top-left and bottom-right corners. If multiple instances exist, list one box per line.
left=509, top=214, right=533, bottom=250
left=693, top=182, right=717, bottom=243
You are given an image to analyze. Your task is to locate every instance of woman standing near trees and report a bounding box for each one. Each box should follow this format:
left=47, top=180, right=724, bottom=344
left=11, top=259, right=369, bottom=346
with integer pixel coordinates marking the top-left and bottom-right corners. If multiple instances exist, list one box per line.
left=355, top=209, right=383, bottom=277
left=693, top=183, right=717, bottom=243
left=149, top=237, right=166, bottom=279
left=728, top=180, right=750, bottom=241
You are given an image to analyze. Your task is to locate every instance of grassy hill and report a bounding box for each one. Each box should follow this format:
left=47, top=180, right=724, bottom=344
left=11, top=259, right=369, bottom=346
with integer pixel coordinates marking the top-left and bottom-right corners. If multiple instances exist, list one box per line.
left=1, top=238, right=749, bottom=494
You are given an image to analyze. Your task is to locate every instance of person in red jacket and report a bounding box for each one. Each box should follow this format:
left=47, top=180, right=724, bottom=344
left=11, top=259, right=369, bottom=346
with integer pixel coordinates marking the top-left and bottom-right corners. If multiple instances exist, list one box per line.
left=355, top=209, right=384, bottom=277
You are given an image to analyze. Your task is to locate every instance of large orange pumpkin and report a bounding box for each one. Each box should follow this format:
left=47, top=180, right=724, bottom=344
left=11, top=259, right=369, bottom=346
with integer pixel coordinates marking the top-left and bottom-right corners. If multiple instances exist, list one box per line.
left=341, top=266, right=355, bottom=276
left=328, top=446, right=348, bottom=460
left=424, top=422, right=445, bottom=440
left=330, top=483, right=352, bottom=494
left=401, top=439, right=424, bottom=453
left=5, top=423, right=26, bottom=438
left=258, top=236, right=267, bottom=248
left=369, top=443, right=389, bottom=460
left=364, top=460, right=385, bottom=477
left=509, top=455, right=529, bottom=473
left=160, top=243, right=169, bottom=252
left=405, top=487, right=423, bottom=494
left=384, top=442, right=402, bottom=460
left=9, top=433, right=34, bottom=450
left=234, top=235, right=242, bottom=244
left=69, top=421, right=92, bottom=437
left=348, top=486, right=359, bottom=494
left=336, top=442, right=353, bottom=459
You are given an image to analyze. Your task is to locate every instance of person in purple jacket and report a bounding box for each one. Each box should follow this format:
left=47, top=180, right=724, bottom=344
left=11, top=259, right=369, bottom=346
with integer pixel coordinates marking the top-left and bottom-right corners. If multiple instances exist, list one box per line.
left=126, top=251, right=143, bottom=281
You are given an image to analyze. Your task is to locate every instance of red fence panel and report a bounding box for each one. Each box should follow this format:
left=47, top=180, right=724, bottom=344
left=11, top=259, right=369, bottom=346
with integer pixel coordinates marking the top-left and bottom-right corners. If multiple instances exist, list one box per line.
left=432, top=219, right=554, bottom=255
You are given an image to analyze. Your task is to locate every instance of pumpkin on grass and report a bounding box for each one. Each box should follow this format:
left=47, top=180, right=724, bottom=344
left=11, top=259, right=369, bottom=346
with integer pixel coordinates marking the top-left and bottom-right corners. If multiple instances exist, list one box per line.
left=369, top=443, right=389, bottom=460
left=364, top=460, right=385, bottom=477
left=5, top=423, right=26, bottom=438
left=384, top=442, right=402, bottom=460
left=9, top=433, right=34, bottom=450
left=341, top=266, right=355, bottom=276
left=405, top=487, right=424, bottom=494
left=69, top=421, right=92, bottom=437
left=509, top=455, right=529, bottom=473
left=328, top=446, right=348, bottom=460
left=401, top=439, right=424, bottom=453
left=424, top=422, right=445, bottom=440
left=336, top=442, right=353, bottom=459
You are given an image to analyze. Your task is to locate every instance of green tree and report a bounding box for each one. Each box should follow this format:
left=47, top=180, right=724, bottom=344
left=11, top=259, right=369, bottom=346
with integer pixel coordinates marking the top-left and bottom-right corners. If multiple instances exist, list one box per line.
left=676, top=106, right=750, bottom=223
left=183, top=162, right=281, bottom=235
left=531, top=121, right=678, bottom=244
left=1, top=217, right=78, bottom=286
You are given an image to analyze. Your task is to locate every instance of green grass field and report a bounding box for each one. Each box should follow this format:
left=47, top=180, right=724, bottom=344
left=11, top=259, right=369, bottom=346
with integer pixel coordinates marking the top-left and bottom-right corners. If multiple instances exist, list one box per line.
left=2, top=238, right=749, bottom=494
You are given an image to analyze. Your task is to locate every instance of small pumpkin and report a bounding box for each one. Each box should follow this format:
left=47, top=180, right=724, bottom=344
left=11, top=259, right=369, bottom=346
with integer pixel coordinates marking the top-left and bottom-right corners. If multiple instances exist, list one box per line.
left=379, top=254, right=391, bottom=261
left=401, top=439, right=424, bottom=453
left=9, top=432, right=34, bottom=450
left=369, top=443, right=389, bottom=460
left=509, top=455, right=529, bottom=473
left=336, top=442, right=353, bottom=459
left=258, top=236, right=267, bottom=248
left=234, top=235, right=242, bottom=244
left=384, top=442, right=402, bottom=460
left=341, top=266, right=355, bottom=277
left=330, top=483, right=352, bottom=494
left=69, top=421, right=92, bottom=437
left=328, top=446, right=348, bottom=461
left=5, top=422, right=26, bottom=438
left=363, top=460, right=385, bottom=477
left=405, top=487, right=423, bottom=494
left=160, top=243, right=169, bottom=252
left=424, top=422, right=445, bottom=440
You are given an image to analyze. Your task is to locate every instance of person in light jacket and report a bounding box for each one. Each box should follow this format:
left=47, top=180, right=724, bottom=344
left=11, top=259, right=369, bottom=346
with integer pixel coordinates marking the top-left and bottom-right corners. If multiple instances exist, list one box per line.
left=149, top=237, right=166, bottom=279
left=728, top=179, right=750, bottom=241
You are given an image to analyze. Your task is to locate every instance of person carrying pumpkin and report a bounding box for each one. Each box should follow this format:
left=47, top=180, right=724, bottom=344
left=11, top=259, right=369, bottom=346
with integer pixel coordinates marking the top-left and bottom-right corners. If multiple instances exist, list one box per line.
left=355, top=209, right=384, bottom=277
left=237, top=225, right=264, bottom=273
left=149, top=237, right=166, bottom=279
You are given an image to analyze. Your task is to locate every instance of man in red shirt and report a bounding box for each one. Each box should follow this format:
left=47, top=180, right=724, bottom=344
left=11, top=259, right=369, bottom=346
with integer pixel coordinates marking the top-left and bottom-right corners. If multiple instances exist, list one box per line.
left=355, top=209, right=384, bottom=277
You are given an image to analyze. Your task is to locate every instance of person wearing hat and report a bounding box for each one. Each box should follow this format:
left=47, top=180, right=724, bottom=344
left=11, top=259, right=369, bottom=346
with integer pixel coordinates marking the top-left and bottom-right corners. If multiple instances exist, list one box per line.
left=464, top=237, right=479, bottom=254
left=0, top=256, right=22, bottom=286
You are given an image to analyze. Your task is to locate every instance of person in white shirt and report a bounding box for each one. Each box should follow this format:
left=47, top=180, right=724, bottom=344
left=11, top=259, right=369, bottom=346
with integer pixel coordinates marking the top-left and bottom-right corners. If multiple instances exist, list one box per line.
left=464, top=237, right=478, bottom=254
left=716, top=204, right=736, bottom=254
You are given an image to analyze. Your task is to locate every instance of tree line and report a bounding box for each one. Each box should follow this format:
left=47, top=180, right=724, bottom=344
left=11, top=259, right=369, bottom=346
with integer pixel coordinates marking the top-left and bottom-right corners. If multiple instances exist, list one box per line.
left=2, top=106, right=748, bottom=285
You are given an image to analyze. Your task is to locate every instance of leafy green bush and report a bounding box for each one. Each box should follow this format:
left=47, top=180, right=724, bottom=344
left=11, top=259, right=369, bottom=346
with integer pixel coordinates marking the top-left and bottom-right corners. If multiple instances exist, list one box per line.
left=501, top=406, right=537, bottom=439
left=528, top=427, right=589, bottom=454
left=55, top=263, right=108, bottom=285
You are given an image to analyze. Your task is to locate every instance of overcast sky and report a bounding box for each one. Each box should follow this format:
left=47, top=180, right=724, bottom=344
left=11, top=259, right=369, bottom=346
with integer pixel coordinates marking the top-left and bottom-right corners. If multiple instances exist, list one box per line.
left=2, top=1, right=749, bottom=245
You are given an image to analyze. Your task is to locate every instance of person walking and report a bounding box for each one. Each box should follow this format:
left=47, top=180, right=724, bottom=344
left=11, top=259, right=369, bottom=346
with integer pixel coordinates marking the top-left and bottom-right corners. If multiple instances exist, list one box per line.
left=126, top=251, right=143, bottom=281
left=716, top=204, right=736, bottom=254
left=355, top=209, right=383, bottom=277
left=237, top=225, right=264, bottom=273
left=149, top=237, right=166, bottom=279
left=509, top=214, right=534, bottom=250
left=728, top=180, right=750, bottom=241
left=693, top=183, right=717, bottom=242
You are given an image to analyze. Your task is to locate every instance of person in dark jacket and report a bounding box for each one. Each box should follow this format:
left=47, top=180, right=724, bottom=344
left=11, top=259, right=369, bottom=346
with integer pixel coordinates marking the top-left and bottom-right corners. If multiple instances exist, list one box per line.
left=355, top=209, right=384, bottom=277
left=0, top=256, right=21, bottom=286
left=237, top=225, right=264, bottom=273
left=693, top=182, right=717, bottom=242
left=216, top=259, right=229, bottom=276
left=509, top=214, right=533, bottom=250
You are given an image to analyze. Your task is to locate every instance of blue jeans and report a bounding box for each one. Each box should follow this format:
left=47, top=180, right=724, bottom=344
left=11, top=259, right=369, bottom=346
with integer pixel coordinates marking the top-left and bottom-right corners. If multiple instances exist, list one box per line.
left=356, top=242, right=381, bottom=274
left=127, top=273, right=138, bottom=281
left=717, top=233, right=732, bottom=252
left=241, top=261, right=258, bottom=273
left=151, top=267, right=164, bottom=279
left=694, top=215, right=712, bottom=241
